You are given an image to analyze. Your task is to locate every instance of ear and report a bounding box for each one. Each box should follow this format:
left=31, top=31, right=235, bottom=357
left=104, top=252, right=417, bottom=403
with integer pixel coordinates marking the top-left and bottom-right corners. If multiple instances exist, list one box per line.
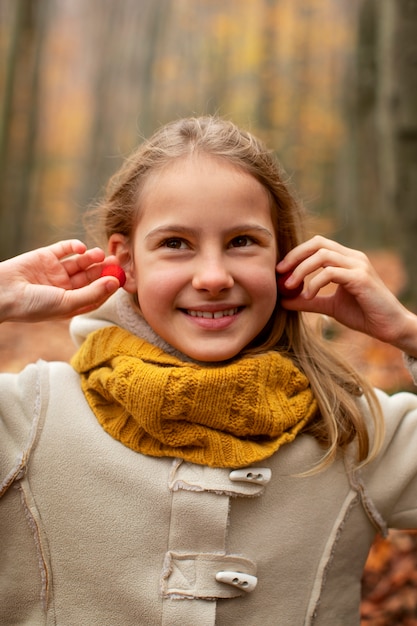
left=108, top=233, right=137, bottom=294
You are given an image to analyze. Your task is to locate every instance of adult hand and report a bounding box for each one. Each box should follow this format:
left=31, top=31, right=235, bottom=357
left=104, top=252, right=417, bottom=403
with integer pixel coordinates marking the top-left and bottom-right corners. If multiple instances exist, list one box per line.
left=277, top=236, right=417, bottom=357
left=0, top=240, right=121, bottom=323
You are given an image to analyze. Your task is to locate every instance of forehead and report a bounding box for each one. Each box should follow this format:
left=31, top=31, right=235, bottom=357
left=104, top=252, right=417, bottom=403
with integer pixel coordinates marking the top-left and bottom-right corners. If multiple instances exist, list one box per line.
left=138, top=153, right=271, bottom=212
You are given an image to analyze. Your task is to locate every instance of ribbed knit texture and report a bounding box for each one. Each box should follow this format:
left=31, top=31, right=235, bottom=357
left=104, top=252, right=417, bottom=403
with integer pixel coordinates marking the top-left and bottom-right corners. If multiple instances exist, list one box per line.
left=71, top=326, right=318, bottom=468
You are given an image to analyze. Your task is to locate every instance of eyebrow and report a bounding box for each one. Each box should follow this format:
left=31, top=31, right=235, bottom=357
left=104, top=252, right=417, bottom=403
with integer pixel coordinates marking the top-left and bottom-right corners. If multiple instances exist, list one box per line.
left=145, top=225, right=198, bottom=240
left=145, top=223, right=274, bottom=240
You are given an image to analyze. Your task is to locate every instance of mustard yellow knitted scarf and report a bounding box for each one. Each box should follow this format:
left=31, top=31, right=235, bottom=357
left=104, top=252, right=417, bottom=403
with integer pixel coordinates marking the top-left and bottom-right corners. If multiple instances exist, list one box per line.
left=71, top=326, right=317, bottom=468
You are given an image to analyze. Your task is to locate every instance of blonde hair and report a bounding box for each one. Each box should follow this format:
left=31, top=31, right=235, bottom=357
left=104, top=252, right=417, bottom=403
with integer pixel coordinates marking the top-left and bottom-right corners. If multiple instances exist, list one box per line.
left=87, top=116, right=383, bottom=471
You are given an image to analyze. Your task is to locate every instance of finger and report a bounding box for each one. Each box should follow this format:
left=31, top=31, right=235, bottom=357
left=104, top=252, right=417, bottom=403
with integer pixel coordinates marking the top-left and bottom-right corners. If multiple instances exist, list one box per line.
left=65, top=255, right=120, bottom=288
left=280, top=293, right=336, bottom=316
left=61, top=248, right=107, bottom=276
left=302, top=266, right=354, bottom=298
left=47, top=239, right=88, bottom=259
left=279, top=250, right=367, bottom=299
left=58, top=277, right=120, bottom=317
left=277, top=236, right=364, bottom=272
left=298, top=250, right=362, bottom=281
left=276, top=236, right=329, bottom=271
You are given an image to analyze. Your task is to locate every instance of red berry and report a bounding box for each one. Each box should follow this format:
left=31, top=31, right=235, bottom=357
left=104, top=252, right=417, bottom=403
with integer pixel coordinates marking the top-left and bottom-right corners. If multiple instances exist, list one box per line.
left=276, top=271, right=304, bottom=298
left=101, top=265, right=126, bottom=287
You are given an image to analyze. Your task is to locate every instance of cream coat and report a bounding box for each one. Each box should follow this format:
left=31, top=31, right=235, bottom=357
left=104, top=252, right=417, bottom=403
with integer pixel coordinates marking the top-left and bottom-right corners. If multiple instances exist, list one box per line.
left=1, top=291, right=417, bottom=625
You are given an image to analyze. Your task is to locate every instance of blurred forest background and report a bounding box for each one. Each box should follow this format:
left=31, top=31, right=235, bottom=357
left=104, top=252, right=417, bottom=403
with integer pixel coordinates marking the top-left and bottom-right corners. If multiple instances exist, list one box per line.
left=1, top=1, right=417, bottom=623
left=0, top=0, right=416, bottom=307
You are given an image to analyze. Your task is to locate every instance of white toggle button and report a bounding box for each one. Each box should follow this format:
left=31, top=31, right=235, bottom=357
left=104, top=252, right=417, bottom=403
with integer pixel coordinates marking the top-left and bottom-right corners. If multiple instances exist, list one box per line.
left=229, top=467, right=271, bottom=485
left=215, top=571, right=258, bottom=593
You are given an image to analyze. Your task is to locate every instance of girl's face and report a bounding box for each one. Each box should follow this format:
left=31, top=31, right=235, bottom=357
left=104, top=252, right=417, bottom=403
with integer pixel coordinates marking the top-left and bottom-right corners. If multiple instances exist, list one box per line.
left=112, top=155, right=278, bottom=362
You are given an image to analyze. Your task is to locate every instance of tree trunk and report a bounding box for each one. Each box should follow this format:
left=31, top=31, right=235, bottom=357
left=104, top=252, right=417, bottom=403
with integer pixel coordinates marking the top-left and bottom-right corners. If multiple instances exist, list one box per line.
left=337, top=0, right=417, bottom=308
left=0, top=0, right=50, bottom=259
left=388, top=0, right=417, bottom=307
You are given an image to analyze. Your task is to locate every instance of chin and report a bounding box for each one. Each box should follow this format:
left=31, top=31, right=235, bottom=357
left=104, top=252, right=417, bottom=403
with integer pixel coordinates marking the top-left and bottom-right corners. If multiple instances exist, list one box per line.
left=182, top=346, right=244, bottom=363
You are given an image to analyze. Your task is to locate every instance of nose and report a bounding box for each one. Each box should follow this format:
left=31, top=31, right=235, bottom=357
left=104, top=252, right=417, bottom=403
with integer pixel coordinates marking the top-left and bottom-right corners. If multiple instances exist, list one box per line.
left=192, top=256, right=234, bottom=294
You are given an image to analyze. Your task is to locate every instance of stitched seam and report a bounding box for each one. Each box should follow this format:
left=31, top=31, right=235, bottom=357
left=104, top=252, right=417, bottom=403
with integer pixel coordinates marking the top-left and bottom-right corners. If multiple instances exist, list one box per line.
left=17, top=482, right=50, bottom=611
left=306, top=491, right=359, bottom=625
left=0, top=367, right=42, bottom=497
left=347, top=463, right=388, bottom=537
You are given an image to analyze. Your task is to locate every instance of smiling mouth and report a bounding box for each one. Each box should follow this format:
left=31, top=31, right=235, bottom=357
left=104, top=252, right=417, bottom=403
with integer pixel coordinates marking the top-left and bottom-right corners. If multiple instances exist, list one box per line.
left=185, top=307, right=240, bottom=319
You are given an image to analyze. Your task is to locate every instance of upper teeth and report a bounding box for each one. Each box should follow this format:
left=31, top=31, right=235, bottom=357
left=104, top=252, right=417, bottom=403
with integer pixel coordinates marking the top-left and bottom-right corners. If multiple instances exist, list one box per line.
left=187, top=308, right=238, bottom=319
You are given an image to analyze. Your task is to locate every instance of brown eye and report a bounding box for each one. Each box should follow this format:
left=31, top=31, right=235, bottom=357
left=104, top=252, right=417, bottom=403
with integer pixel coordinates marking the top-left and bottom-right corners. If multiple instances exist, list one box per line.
left=230, top=235, right=253, bottom=248
left=163, top=238, right=187, bottom=249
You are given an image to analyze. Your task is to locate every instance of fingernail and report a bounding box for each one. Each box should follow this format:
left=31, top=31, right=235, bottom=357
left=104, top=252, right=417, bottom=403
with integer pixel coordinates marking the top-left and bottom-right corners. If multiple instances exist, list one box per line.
left=104, top=279, right=119, bottom=293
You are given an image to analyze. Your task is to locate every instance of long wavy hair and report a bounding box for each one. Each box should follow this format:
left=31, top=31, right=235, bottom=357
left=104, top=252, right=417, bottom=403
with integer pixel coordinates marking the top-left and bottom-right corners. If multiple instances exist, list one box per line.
left=86, top=115, right=383, bottom=471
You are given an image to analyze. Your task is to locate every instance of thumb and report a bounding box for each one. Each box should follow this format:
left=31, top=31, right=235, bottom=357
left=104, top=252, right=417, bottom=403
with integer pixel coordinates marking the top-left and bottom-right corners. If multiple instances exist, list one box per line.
left=60, top=276, right=120, bottom=317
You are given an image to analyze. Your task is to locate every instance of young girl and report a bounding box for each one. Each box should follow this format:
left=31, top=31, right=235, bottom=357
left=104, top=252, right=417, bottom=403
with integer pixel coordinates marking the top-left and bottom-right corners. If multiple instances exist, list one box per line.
left=1, top=116, right=417, bottom=625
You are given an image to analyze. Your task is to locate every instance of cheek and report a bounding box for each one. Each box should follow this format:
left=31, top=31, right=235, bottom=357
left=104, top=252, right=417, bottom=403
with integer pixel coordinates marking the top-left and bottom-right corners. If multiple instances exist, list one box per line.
left=252, top=272, right=278, bottom=325
left=136, top=268, right=182, bottom=310
left=249, top=268, right=277, bottom=302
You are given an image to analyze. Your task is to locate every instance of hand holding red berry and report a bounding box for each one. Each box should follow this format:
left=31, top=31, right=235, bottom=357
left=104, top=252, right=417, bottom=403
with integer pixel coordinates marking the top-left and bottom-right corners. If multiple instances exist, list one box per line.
left=0, top=240, right=121, bottom=322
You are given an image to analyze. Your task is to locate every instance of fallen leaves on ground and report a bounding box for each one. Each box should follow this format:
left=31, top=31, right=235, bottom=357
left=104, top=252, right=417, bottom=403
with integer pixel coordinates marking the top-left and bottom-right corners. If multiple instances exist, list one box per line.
left=361, top=532, right=417, bottom=625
